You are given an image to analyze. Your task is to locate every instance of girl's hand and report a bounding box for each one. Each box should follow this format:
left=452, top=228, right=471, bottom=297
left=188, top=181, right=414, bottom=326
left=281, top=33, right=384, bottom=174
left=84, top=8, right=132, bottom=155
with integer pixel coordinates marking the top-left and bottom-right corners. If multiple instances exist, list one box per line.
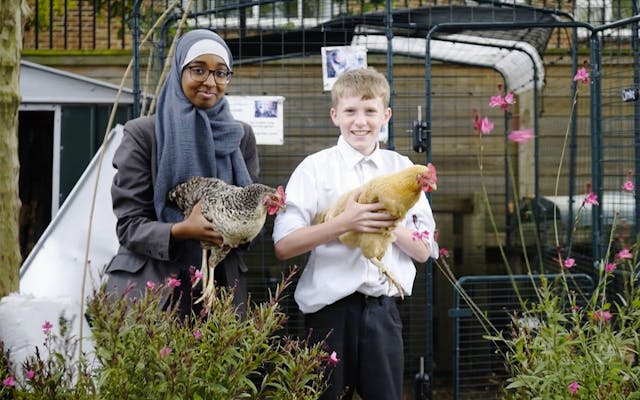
left=171, top=201, right=224, bottom=245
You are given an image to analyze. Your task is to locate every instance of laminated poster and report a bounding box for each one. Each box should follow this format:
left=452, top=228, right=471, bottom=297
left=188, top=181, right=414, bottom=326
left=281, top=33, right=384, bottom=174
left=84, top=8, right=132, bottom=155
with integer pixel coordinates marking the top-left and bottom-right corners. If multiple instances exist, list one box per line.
left=228, top=95, right=285, bottom=145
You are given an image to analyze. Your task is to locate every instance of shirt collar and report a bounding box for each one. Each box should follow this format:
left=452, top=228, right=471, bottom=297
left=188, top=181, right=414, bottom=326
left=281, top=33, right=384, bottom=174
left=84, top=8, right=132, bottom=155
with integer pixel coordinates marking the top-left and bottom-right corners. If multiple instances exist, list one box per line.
left=337, top=135, right=382, bottom=170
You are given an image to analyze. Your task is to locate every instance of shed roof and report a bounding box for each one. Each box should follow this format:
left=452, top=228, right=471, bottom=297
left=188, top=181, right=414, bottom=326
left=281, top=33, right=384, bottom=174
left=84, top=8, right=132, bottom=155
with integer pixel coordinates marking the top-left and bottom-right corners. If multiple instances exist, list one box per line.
left=353, top=32, right=545, bottom=94
left=333, top=5, right=557, bottom=94
left=20, top=60, right=134, bottom=105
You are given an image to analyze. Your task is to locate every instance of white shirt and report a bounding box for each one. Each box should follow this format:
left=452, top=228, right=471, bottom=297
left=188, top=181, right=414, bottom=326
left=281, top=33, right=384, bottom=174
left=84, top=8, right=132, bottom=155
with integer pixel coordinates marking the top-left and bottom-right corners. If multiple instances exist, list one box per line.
left=273, top=136, right=438, bottom=314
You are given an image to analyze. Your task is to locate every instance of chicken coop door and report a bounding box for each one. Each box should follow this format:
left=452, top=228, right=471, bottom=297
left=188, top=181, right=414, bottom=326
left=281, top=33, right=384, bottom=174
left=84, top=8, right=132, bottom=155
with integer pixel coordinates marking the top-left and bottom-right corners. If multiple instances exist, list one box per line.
left=18, top=107, right=60, bottom=262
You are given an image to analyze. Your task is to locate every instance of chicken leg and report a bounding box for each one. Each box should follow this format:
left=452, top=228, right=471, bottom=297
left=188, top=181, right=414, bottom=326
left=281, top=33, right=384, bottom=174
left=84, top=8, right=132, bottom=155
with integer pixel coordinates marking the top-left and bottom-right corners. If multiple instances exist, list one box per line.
left=370, top=258, right=406, bottom=300
left=194, top=245, right=232, bottom=307
left=194, top=248, right=215, bottom=306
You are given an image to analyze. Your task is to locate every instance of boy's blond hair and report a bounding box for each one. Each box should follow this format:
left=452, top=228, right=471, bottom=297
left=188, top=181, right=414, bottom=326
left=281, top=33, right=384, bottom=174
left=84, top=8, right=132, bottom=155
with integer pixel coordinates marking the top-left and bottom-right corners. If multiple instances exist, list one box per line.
left=331, top=67, right=390, bottom=108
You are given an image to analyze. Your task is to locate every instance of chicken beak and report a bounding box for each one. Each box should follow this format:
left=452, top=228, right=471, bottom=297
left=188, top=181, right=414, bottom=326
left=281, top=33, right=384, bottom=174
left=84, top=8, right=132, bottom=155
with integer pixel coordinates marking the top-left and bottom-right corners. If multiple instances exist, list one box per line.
left=422, top=182, right=437, bottom=192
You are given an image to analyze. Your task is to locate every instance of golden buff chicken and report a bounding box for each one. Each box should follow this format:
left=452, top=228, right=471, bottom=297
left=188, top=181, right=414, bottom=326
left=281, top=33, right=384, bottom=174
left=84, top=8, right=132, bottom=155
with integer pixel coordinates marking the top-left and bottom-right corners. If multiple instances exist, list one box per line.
left=315, top=163, right=438, bottom=299
left=168, top=177, right=286, bottom=306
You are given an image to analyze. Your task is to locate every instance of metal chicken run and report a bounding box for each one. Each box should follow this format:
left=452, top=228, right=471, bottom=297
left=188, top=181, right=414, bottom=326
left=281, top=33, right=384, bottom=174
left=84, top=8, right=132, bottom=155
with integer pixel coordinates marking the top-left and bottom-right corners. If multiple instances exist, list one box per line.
left=18, top=0, right=640, bottom=399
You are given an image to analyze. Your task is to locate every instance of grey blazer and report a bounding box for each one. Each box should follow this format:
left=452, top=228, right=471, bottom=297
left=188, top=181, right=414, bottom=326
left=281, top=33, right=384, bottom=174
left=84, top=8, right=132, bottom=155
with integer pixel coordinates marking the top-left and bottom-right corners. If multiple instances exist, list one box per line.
left=105, top=116, right=260, bottom=315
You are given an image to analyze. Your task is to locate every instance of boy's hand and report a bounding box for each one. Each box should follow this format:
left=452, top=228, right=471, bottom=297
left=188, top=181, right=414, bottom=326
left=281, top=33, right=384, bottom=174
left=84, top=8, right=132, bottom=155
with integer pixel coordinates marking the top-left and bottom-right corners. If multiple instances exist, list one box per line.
left=338, top=190, right=397, bottom=233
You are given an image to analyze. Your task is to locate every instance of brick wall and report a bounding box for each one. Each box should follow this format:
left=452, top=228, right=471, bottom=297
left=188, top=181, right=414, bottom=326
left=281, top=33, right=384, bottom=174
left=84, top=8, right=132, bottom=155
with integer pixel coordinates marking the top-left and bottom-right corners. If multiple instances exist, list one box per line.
left=21, top=0, right=584, bottom=51
left=23, top=1, right=132, bottom=50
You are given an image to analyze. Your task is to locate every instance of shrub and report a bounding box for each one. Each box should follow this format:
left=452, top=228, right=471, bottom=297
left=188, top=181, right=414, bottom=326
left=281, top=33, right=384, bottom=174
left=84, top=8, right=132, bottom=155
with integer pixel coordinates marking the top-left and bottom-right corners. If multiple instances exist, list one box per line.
left=498, top=246, right=640, bottom=399
left=435, top=65, right=640, bottom=399
left=1, top=267, right=330, bottom=399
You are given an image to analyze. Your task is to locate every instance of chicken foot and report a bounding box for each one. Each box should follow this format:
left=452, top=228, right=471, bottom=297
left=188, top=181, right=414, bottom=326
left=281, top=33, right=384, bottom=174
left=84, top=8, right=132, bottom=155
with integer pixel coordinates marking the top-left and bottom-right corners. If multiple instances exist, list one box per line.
left=369, top=258, right=406, bottom=300
left=193, top=248, right=217, bottom=308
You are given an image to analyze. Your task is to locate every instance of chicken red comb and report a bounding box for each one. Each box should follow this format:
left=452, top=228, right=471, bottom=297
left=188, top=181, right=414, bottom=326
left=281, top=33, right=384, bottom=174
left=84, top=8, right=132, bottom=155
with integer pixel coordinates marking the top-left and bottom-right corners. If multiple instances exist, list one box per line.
left=277, top=185, right=286, bottom=202
left=427, top=162, right=437, bottom=177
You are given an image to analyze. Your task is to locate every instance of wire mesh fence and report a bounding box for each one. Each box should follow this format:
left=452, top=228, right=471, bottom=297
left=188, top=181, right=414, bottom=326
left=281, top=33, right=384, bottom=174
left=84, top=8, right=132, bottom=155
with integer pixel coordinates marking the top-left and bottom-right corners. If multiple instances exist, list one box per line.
left=449, top=273, right=594, bottom=400
left=134, top=2, right=638, bottom=398
left=18, top=0, right=640, bottom=398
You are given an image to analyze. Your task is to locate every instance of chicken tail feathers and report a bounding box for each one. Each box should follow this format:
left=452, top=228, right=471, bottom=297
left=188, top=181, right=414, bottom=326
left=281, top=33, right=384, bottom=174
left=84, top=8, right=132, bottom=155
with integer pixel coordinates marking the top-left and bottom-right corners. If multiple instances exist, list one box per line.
left=369, top=258, right=406, bottom=301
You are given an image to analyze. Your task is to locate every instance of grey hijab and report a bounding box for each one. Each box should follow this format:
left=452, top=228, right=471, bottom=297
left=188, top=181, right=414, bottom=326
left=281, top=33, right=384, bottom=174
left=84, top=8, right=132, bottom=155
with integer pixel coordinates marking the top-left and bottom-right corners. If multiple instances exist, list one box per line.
left=153, top=29, right=252, bottom=223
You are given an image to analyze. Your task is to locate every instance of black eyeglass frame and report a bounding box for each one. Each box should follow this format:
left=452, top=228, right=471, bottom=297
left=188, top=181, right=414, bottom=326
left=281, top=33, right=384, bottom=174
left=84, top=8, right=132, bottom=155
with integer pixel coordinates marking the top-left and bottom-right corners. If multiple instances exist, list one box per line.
left=185, top=65, right=233, bottom=84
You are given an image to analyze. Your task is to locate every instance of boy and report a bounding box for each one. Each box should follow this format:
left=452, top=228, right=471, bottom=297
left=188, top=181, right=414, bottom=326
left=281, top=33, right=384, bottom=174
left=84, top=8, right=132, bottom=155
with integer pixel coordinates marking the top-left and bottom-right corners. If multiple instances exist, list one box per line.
left=273, top=68, right=438, bottom=400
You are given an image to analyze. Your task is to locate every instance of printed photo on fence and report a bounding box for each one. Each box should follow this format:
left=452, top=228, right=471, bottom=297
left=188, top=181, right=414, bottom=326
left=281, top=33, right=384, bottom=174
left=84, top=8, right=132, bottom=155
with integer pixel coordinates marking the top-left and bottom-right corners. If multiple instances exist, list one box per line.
left=321, top=45, right=367, bottom=91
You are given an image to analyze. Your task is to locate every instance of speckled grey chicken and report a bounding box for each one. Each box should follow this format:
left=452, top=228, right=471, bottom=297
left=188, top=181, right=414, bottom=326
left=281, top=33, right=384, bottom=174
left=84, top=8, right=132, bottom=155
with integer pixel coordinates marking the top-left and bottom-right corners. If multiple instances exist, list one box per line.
left=168, top=176, right=286, bottom=305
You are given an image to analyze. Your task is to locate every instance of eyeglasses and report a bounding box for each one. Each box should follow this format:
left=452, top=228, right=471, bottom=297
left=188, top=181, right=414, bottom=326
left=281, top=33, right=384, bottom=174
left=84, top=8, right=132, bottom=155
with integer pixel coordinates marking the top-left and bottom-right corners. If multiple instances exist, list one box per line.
left=185, top=65, right=233, bottom=84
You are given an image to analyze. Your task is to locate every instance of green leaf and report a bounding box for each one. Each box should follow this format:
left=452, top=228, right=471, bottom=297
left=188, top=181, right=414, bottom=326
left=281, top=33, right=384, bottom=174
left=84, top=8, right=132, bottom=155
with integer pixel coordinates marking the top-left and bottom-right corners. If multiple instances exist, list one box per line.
left=505, top=380, right=528, bottom=389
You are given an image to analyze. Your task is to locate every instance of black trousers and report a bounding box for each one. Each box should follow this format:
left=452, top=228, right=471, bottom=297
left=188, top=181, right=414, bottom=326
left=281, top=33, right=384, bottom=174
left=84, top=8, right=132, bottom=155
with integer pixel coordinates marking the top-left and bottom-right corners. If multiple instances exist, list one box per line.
left=305, top=292, right=404, bottom=400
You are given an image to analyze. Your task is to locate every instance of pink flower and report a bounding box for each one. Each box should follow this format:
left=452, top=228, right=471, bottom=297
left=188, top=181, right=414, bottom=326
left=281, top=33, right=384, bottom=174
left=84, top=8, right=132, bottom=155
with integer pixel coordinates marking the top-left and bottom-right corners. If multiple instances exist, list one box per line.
left=573, top=67, right=589, bottom=84
left=480, top=117, right=494, bottom=135
left=488, top=95, right=504, bottom=108
left=472, top=109, right=481, bottom=131
left=26, top=370, right=35, bottom=380
left=327, top=351, right=339, bottom=366
left=563, top=258, right=576, bottom=269
left=508, top=129, right=534, bottom=143
left=623, top=180, right=635, bottom=192
left=472, top=110, right=494, bottom=135
left=571, top=305, right=582, bottom=311
left=605, top=263, right=616, bottom=273
left=582, top=192, right=599, bottom=206
left=412, top=230, right=430, bottom=241
left=488, top=93, right=515, bottom=111
left=193, top=330, right=202, bottom=340
left=593, top=310, right=612, bottom=322
left=3, top=376, right=16, bottom=387
left=617, top=248, right=633, bottom=260
left=160, top=347, right=172, bottom=359
left=189, top=266, right=203, bottom=285
left=622, top=170, right=634, bottom=192
left=145, top=280, right=156, bottom=289
left=504, top=92, right=515, bottom=105
left=568, top=381, right=580, bottom=395
left=439, top=248, right=449, bottom=258
left=167, top=277, right=181, bottom=288
left=42, top=321, right=53, bottom=335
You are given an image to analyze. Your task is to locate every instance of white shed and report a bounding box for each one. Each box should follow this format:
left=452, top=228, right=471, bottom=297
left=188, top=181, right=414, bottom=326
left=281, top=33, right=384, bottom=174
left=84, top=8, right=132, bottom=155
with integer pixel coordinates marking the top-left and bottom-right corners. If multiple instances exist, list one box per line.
left=19, top=60, right=133, bottom=261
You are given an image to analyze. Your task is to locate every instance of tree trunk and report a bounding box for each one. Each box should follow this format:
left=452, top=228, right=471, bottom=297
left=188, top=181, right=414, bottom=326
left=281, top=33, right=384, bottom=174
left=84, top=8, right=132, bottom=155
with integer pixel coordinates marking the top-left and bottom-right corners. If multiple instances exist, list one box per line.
left=0, top=0, right=28, bottom=297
